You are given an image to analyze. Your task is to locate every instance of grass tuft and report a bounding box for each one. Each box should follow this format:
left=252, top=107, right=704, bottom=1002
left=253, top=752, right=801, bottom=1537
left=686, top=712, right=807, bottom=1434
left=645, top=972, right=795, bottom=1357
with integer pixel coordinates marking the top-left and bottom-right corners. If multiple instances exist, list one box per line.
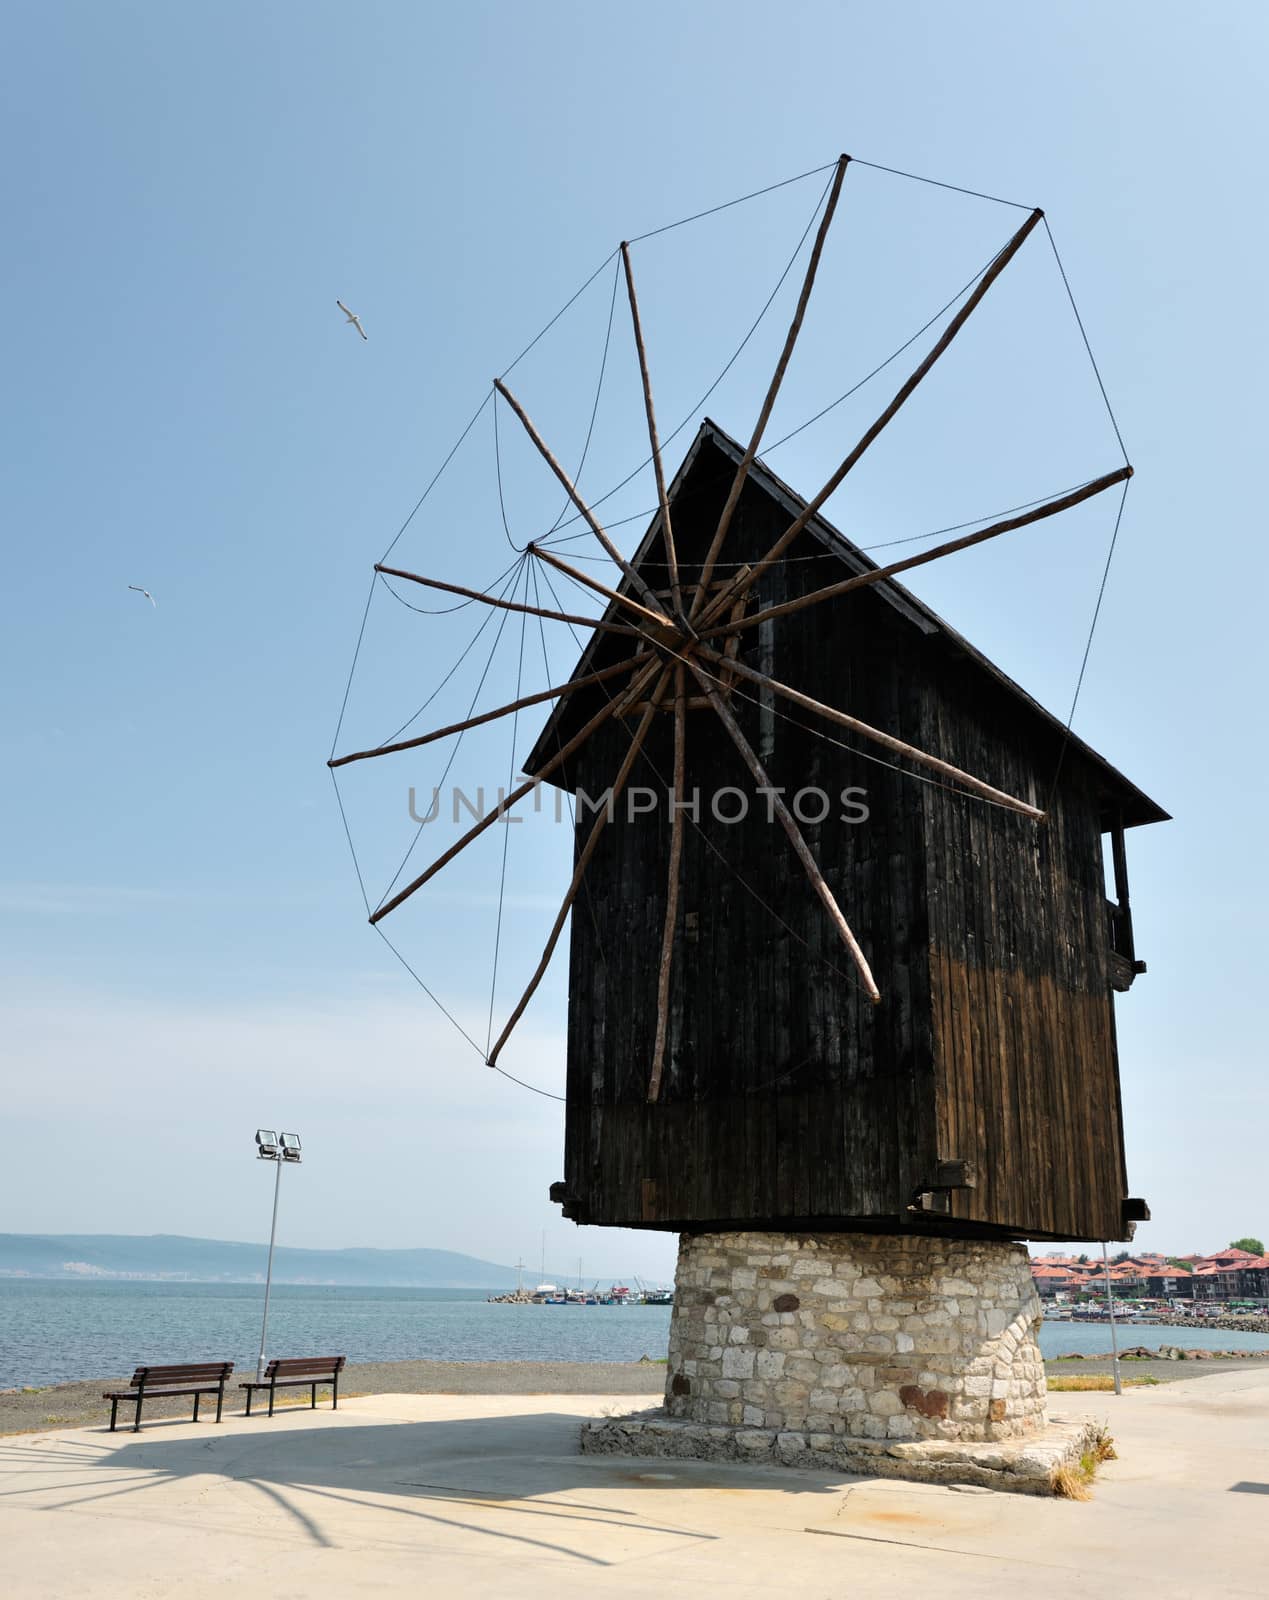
left=1052, top=1461, right=1093, bottom=1500
left=1051, top=1425, right=1117, bottom=1498
left=1047, top=1374, right=1158, bottom=1391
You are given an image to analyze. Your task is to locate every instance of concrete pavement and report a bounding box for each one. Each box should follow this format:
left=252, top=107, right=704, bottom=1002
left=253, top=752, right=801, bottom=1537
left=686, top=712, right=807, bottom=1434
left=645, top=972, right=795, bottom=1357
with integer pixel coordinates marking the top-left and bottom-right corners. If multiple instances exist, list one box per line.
left=2, top=1370, right=1266, bottom=1597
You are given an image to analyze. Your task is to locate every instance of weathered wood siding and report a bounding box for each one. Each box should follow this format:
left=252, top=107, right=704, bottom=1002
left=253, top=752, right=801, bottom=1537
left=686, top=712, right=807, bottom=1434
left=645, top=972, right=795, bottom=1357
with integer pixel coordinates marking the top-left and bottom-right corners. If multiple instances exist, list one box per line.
left=919, top=663, right=1129, bottom=1239
left=542, top=430, right=1141, bottom=1242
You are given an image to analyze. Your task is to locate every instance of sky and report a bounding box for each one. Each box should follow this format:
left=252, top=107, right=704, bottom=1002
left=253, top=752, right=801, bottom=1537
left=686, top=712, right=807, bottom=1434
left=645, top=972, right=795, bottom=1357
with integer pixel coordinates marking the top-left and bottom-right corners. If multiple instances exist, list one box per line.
left=2, top=2, right=1266, bottom=1281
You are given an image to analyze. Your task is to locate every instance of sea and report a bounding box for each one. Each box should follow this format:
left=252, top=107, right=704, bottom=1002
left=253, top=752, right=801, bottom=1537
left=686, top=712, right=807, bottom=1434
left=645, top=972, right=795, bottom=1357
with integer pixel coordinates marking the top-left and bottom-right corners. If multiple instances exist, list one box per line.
left=4, top=1281, right=1269, bottom=1391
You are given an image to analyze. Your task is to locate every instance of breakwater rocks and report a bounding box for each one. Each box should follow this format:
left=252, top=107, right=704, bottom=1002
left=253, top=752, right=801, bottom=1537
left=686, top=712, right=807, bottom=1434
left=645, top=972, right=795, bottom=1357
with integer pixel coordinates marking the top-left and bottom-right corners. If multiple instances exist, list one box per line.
left=1058, top=1344, right=1269, bottom=1362
left=1148, top=1310, right=1269, bottom=1335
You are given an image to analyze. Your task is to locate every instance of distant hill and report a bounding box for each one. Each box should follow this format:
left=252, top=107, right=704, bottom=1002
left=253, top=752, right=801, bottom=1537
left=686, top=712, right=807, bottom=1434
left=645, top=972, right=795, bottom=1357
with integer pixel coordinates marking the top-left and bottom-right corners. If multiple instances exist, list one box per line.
left=0, top=1234, right=554, bottom=1287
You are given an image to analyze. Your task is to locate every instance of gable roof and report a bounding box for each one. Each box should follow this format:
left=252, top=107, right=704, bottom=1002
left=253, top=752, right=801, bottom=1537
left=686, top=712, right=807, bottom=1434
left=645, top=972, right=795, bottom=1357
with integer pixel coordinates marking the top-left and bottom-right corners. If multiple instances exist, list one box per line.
left=524, top=419, right=1168, bottom=827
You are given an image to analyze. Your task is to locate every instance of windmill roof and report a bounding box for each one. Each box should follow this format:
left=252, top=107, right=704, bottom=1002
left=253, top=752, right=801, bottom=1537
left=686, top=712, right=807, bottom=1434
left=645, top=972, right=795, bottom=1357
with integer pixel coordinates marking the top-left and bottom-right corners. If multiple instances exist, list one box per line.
left=523, top=419, right=1168, bottom=828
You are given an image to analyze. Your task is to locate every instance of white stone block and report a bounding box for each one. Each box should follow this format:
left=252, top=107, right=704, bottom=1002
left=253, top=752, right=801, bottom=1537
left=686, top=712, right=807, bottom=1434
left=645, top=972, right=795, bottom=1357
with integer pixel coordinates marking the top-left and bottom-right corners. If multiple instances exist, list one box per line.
left=721, top=1347, right=755, bottom=1380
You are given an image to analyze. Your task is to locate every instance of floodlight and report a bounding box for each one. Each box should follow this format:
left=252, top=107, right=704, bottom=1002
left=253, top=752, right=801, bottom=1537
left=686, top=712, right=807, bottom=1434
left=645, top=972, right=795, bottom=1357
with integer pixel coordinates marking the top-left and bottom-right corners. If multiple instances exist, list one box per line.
left=255, top=1129, right=279, bottom=1159
left=280, top=1132, right=302, bottom=1163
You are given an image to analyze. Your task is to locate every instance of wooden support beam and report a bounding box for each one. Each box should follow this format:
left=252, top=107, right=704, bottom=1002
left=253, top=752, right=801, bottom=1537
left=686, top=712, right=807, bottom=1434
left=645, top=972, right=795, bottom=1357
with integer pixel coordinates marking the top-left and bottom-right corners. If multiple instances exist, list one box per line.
left=529, top=543, right=671, bottom=632
left=486, top=668, right=672, bottom=1066
left=691, top=154, right=850, bottom=616
left=369, top=654, right=662, bottom=925
left=621, top=242, right=682, bottom=617
left=702, top=467, right=1131, bottom=640
left=682, top=656, right=880, bottom=1002
left=648, top=663, right=687, bottom=1103
left=375, top=564, right=644, bottom=639
left=696, top=206, right=1046, bottom=629
left=493, top=378, right=668, bottom=617
left=696, top=649, right=1043, bottom=819
left=328, top=653, right=650, bottom=769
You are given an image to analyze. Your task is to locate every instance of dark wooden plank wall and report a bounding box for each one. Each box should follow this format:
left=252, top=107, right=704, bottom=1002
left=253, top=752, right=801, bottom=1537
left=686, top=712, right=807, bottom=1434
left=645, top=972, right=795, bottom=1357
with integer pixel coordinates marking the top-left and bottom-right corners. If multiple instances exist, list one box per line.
left=559, top=451, right=937, bottom=1231
left=551, top=434, right=1131, bottom=1241
left=919, top=658, right=1129, bottom=1240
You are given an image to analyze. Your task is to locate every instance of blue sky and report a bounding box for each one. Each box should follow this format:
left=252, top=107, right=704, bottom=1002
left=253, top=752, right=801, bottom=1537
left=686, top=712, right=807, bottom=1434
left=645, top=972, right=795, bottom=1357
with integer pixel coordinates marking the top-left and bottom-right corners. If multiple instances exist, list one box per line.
left=2, top=2, right=1265, bottom=1278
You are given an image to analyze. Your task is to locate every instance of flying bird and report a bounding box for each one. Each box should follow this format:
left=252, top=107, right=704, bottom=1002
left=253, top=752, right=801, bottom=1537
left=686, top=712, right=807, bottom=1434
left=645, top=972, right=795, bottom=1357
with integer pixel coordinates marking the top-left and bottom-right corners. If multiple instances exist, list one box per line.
left=128, top=585, right=156, bottom=608
left=336, top=299, right=367, bottom=340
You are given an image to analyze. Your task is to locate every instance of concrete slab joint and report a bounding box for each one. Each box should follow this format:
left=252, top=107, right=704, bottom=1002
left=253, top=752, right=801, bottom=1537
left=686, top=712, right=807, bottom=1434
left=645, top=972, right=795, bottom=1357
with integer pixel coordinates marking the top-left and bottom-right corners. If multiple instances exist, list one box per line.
left=580, top=1229, right=1089, bottom=1494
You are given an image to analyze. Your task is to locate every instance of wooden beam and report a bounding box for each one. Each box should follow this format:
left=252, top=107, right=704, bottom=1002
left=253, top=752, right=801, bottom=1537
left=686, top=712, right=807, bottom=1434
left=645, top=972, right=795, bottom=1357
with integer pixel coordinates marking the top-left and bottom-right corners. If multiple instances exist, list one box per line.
left=529, top=543, right=671, bottom=632
left=621, top=242, right=682, bottom=617
left=696, top=649, right=1043, bottom=819
left=486, top=668, right=672, bottom=1066
left=683, top=656, right=880, bottom=1002
left=328, top=653, right=650, bottom=769
left=703, top=467, right=1131, bottom=640
left=648, top=663, right=687, bottom=1103
left=493, top=378, right=668, bottom=617
left=369, top=655, right=662, bottom=924
left=375, top=564, right=644, bottom=638
left=691, top=154, right=850, bottom=616
left=696, top=206, right=1045, bottom=629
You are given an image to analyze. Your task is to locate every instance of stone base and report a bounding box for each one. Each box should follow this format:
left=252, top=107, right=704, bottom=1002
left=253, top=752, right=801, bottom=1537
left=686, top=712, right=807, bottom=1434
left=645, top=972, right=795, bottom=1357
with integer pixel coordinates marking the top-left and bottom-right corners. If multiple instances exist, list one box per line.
left=581, top=1408, right=1099, bottom=1496
left=666, top=1230, right=1047, bottom=1443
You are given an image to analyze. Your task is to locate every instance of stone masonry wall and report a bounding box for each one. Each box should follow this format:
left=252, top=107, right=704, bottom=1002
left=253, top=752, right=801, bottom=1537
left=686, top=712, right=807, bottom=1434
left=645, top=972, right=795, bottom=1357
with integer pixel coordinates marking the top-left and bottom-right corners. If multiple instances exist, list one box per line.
left=665, top=1231, right=1047, bottom=1444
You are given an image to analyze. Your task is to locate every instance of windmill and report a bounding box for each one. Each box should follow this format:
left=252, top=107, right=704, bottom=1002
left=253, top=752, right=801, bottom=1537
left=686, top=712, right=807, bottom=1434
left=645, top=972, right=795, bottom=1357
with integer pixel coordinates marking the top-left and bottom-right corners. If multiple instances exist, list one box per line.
left=329, top=155, right=1166, bottom=1467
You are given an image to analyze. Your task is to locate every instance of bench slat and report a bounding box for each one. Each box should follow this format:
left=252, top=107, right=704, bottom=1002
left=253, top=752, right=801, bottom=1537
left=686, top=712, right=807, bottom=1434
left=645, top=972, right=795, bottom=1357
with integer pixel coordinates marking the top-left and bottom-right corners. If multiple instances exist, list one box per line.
left=131, top=1363, right=234, bottom=1376
left=105, top=1385, right=222, bottom=1399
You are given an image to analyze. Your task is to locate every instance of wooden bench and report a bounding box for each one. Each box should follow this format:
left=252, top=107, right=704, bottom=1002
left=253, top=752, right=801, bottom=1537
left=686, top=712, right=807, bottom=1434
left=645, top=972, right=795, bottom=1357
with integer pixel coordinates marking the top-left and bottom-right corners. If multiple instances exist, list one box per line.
left=103, top=1362, right=234, bottom=1433
left=240, top=1356, right=346, bottom=1417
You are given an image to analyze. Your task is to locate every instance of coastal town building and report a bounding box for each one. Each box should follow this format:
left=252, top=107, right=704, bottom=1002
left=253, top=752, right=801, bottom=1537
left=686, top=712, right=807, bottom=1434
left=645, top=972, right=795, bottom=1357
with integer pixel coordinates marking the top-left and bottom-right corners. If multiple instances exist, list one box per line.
left=1030, top=1247, right=1269, bottom=1302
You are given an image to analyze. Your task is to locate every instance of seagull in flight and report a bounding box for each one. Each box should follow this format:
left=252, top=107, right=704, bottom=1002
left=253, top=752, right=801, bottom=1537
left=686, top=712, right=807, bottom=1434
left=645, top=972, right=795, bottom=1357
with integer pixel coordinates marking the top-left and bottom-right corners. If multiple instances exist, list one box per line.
left=128, top=585, right=157, bottom=608
left=336, top=300, right=367, bottom=340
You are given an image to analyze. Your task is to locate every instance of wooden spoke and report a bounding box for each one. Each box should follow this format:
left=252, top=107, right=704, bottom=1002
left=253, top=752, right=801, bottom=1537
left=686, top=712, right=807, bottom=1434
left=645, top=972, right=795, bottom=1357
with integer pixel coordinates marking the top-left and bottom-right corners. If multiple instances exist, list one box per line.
left=369, top=655, right=663, bottom=925
left=621, top=243, right=682, bottom=617
left=702, top=466, right=1131, bottom=640
left=696, top=207, right=1045, bottom=630
left=648, top=662, right=687, bottom=1103
left=691, top=154, right=850, bottom=617
left=493, top=379, right=668, bottom=617
left=529, top=544, right=672, bottom=633
left=486, top=667, right=673, bottom=1066
left=375, top=564, right=644, bottom=639
left=328, top=653, right=651, bottom=770
left=683, top=656, right=880, bottom=1003
left=695, top=648, right=1043, bottom=820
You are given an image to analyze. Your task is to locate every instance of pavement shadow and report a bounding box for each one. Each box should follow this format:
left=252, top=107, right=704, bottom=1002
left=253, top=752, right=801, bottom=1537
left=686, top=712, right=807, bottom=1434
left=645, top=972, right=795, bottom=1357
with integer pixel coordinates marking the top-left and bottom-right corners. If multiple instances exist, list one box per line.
left=4, top=1409, right=840, bottom=1564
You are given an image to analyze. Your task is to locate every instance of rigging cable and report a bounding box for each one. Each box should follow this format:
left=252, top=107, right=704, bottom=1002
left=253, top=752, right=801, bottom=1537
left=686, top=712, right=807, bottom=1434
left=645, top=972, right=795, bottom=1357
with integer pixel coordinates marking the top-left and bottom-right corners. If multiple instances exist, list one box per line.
left=485, top=571, right=531, bottom=1054
left=374, top=556, right=528, bottom=912
left=533, top=167, right=840, bottom=546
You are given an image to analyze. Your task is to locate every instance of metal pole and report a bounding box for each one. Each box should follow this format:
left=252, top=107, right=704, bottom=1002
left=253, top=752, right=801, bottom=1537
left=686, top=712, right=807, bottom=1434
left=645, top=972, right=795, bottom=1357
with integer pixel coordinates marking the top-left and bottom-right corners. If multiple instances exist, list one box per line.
left=1101, top=1243, right=1122, bottom=1396
left=256, top=1153, right=283, bottom=1383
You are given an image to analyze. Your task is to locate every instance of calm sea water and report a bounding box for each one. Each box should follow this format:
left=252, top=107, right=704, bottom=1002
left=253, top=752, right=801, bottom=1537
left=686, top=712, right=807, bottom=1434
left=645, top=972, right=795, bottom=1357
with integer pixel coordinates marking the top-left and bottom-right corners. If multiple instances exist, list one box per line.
left=3, top=1282, right=1269, bottom=1390
left=0, top=1282, right=673, bottom=1388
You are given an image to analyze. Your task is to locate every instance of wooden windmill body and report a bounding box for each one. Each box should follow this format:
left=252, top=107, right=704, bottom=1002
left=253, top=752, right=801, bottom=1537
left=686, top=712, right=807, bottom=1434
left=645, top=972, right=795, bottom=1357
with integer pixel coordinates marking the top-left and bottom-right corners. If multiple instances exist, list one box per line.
left=337, top=162, right=1165, bottom=1254
left=527, top=420, right=1166, bottom=1245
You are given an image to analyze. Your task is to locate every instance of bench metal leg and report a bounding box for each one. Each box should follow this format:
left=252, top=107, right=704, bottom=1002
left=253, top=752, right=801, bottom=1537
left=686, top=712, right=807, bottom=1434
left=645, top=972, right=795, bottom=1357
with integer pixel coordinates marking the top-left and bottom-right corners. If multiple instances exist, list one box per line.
left=216, top=1383, right=224, bottom=1423
left=133, top=1393, right=144, bottom=1433
left=109, top=1397, right=119, bottom=1433
left=193, top=1392, right=201, bottom=1423
left=268, top=1384, right=275, bottom=1418
left=245, top=1387, right=253, bottom=1417
left=311, top=1382, right=317, bottom=1409
left=333, top=1373, right=339, bottom=1411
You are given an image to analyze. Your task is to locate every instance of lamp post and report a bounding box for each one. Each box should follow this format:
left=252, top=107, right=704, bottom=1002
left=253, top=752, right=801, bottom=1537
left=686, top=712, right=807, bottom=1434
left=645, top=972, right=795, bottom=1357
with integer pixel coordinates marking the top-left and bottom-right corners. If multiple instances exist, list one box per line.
left=254, top=1130, right=302, bottom=1383
left=1100, top=1242, right=1122, bottom=1396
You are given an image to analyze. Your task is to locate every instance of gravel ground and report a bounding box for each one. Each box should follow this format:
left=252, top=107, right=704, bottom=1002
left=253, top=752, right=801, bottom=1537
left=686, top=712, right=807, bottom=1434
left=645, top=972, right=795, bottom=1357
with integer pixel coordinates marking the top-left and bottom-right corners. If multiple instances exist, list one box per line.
left=6, top=1352, right=1268, bottom=1436
left=0, top=1359, right=667, bottom=1435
